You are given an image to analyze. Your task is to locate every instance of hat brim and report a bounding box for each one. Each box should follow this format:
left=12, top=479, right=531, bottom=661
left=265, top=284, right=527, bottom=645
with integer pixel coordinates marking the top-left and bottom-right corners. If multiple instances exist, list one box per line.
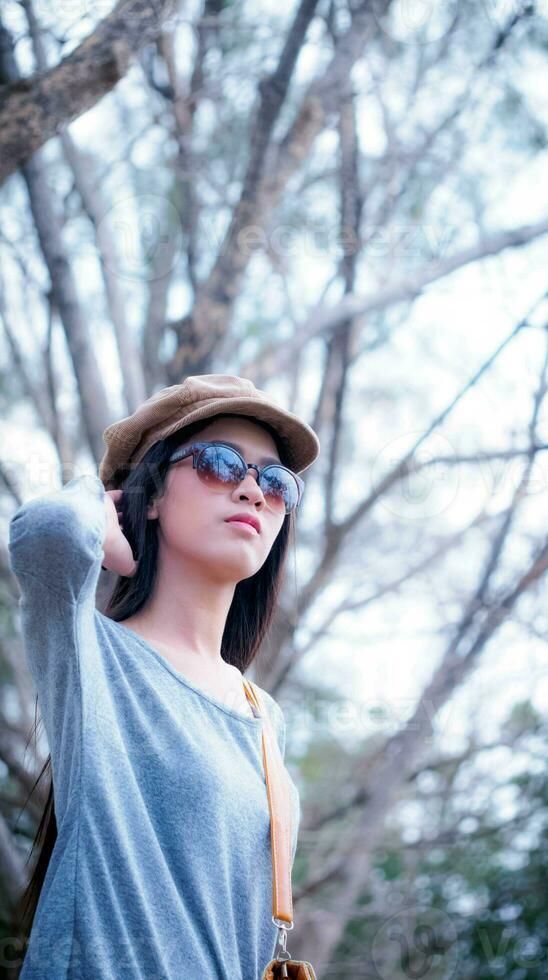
left=99, top=395, right=320, bottom=490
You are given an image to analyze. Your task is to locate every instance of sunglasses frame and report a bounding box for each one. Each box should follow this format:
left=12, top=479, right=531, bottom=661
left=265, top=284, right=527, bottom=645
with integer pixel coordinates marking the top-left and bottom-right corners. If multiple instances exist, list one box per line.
left=167, top=441, right=305, bottom=514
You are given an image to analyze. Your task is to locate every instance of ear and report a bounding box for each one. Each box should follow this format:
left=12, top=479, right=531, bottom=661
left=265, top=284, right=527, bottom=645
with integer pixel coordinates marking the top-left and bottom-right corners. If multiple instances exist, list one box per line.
left=147, top=498, right=160, bottom=520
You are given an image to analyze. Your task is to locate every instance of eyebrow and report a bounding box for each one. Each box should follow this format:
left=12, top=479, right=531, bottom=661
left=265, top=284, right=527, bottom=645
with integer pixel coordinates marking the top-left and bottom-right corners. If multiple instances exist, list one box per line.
left=209, top=440, right=281, bottom=467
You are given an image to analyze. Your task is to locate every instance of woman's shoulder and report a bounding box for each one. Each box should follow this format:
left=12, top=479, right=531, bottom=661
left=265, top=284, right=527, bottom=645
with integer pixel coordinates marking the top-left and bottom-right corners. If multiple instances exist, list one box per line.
left=242, top=676, right=278, bottom=712
left=244, top=679, right=287, bottom=754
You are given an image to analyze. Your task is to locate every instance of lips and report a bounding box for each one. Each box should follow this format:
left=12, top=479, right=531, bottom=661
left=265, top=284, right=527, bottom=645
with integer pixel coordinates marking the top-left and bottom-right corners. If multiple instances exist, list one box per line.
left=225, top=514, right=261, bottom=534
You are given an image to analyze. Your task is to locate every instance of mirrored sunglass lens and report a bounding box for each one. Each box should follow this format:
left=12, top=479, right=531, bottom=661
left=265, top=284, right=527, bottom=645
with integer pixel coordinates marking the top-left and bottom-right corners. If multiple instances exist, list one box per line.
left=197, top=448, right=298, bottom=513
left=197, top=446, right=244, bottom=488
left=260, top=467, right=298, bottom=513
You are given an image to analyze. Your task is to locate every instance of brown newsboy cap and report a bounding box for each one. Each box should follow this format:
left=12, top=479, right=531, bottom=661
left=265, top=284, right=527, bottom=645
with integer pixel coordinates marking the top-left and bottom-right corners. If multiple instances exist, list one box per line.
left=98, top=374, right=321, bottom=490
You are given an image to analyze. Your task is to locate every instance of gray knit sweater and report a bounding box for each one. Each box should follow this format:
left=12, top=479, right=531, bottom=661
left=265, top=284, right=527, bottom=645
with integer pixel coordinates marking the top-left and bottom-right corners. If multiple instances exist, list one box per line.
left=8, top=473, right=300, bottom=979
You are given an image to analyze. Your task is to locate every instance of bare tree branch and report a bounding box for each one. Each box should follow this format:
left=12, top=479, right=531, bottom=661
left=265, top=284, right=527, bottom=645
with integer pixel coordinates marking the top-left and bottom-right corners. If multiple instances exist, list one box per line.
left=168, top=0, right=323, bottom=376
left=241, top=232, right=548, bottom=381
left=142, top=0, right=222, bottom=390
left=0, top=0, right=177, bottom=186
left=289, top=335, right=548, bottom=966
left=315, top=90, right=362, bottom=527
left=262, top=297, right=545, bottom=702
left=23, top=0, right=149, bottom=419
left=0, top=17, right=114, bottom=462
left=0, top=807, right=27, bottom=909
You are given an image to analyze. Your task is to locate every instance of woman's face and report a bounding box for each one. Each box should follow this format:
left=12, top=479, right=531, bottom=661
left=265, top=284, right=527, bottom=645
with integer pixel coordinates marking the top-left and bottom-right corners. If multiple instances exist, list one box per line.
left=147, top=416, right=287, bottom=583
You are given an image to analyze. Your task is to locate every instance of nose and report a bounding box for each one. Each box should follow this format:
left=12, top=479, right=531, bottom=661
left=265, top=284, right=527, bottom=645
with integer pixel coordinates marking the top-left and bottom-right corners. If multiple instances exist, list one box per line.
left=233, top=469, right=265, bottom=507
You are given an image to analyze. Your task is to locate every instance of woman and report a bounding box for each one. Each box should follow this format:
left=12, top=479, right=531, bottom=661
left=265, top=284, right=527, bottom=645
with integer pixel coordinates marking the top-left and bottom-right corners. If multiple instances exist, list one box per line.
left=8, top=374, right=320, bottom=980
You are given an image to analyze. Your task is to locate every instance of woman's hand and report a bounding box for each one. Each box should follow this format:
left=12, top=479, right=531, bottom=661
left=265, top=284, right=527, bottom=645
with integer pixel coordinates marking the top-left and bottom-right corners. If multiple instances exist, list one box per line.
left=102, top=489, right=139, bottom=577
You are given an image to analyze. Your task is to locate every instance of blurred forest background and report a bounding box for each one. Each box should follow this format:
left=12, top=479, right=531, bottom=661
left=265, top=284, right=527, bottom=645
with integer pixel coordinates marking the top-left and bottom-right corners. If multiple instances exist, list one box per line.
left=0, top=0, right=547, bottom=977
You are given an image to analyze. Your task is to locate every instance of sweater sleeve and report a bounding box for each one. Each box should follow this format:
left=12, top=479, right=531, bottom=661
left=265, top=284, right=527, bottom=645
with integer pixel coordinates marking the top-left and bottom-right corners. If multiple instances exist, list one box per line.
left=8, top=473, right=106, bottom=605
left=7, top=474, right=106, bottom=766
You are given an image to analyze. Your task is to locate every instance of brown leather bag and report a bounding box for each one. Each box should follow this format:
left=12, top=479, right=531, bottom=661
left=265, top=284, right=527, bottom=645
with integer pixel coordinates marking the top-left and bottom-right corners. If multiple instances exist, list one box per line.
left=242, top=679, right=317, bottom=980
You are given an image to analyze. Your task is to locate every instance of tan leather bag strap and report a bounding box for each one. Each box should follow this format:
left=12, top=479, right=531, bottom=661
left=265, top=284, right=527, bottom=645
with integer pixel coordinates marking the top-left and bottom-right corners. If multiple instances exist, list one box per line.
left=242, top=677, right=294, bottom=926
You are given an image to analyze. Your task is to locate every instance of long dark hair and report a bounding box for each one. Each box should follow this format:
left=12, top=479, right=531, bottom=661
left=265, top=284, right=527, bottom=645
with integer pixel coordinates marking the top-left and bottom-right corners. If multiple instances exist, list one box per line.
left=10, top=413, right=296, bottom=976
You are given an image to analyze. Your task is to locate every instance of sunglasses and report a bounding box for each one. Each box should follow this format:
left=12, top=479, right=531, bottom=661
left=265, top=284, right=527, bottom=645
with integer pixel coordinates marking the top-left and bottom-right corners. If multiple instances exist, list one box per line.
left=167, top=441, right=305, bottom=515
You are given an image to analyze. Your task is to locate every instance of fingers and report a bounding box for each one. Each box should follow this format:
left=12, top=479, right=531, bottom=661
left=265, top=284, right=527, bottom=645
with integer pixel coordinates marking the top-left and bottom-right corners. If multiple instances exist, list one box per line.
left=106, top=489, right=125, bottom=528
